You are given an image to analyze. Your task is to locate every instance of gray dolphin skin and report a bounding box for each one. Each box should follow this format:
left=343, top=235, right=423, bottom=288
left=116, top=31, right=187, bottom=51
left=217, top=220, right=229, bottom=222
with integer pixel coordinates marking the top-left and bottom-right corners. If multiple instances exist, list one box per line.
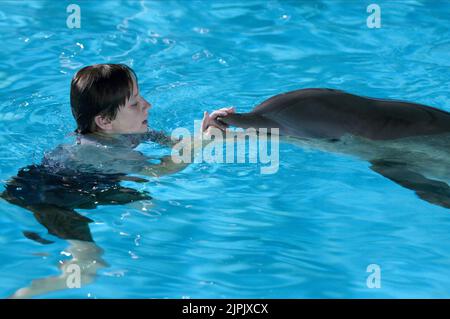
left=218, top=88, right=450, bottom=209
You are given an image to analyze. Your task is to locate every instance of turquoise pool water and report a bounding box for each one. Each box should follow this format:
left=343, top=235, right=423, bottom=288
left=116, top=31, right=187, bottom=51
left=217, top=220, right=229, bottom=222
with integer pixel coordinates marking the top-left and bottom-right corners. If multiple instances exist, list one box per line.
left=1, top=0, right=450, bottom=298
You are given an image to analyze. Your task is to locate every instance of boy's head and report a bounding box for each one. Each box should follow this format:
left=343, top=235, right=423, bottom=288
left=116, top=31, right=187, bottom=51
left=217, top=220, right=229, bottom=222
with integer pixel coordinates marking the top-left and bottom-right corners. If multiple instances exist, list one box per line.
left=70, top=63, right=151, bottom=135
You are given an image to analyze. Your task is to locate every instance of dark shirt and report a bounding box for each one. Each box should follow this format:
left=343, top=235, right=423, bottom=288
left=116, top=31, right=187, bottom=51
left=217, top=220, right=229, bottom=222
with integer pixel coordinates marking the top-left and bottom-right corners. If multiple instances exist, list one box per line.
left=1, top=130, right=173, bottom=241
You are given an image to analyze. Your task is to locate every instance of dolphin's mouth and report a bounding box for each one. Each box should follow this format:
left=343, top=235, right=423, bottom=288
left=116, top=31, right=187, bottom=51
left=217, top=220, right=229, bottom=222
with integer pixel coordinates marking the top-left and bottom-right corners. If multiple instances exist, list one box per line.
left=216, top=114, right=243, bottom=127
left=215, top=116, right=228, bottom=126
left=217, top=113, right=277, bottom=131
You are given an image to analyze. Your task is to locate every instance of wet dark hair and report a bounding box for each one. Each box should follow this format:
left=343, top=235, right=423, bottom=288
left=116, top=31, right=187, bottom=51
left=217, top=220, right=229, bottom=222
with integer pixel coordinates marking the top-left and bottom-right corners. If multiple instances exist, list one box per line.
left=70, top=64, right=137, bottom=134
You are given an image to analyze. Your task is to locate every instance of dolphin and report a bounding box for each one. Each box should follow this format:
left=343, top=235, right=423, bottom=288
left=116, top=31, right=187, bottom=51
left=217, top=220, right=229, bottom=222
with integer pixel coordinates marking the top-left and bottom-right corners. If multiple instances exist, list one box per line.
left=218, top=88, right=450, bottom=209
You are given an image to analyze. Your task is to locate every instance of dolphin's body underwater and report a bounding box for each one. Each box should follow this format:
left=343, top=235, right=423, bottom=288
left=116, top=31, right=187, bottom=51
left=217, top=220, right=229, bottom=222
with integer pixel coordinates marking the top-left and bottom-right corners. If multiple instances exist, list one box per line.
left=219, top=88, right=450, bottom=209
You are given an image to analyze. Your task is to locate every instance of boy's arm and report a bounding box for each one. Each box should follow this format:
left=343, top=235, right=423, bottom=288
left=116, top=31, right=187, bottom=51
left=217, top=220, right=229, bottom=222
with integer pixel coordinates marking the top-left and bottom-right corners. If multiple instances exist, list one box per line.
left=138, top=107, right=235, bottom=177
left=137, top=130, right=212, bottom=177
left=143, top=129, right=180, bottom=148
left=138, top=155, right=188, bottom=177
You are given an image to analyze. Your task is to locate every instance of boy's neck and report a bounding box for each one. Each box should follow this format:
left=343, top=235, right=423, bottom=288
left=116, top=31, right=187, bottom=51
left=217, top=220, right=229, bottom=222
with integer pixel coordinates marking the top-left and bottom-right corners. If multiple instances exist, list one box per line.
left=78, top=130, right=152, bottom=148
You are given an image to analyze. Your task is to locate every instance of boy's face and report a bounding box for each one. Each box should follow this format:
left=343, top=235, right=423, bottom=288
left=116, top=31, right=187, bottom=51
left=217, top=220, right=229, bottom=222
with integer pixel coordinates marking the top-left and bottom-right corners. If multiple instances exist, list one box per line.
left=99, top=77, right=151, bottom=134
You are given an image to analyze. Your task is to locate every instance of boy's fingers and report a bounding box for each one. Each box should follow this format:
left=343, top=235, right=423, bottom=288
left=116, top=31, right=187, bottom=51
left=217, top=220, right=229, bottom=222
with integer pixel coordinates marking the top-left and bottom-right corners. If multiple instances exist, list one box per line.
left=211, top=110, right=227, bottom=115
left=201, top=111, right=209, bottom=131
left=208, top=122, right=227, bottom=131
left=223, top=107, right=235, bottom=114
left=210, top=110, right=228, bottom=119
left=220, top=107, right=235, bottom=113
left=202, top=108, right=234, bottom=132
left=210, top=121, right=227, bottom=131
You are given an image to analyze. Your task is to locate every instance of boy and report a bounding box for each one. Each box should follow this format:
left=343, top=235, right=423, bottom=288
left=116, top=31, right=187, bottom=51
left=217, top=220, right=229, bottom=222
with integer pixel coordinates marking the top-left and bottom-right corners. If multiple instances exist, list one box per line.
left=1, top=63, right=234, bottom=243
left=1, top=63, right=234, bottom=298
left=69, top=63, right=233, bottom=176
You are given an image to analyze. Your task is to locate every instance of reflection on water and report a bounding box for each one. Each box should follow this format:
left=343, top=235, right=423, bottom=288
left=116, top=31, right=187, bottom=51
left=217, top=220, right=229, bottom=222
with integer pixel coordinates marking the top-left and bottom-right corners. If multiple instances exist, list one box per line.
left=1, top=0, right=450, bottom=298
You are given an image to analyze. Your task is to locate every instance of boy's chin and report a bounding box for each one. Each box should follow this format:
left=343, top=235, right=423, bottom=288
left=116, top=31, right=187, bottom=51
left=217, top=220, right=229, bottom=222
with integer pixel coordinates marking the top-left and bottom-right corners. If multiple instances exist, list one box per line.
left=129, top=123, right=149, bottom=134
left=136, top=125, right=149, bottom=134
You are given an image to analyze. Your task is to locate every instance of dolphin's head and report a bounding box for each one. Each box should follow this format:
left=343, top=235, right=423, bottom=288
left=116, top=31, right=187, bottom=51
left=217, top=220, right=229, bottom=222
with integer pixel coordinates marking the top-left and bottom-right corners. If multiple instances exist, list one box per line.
left=217, top=113, right=279, bottom=132
left=216, top=113, right=244, bottom=128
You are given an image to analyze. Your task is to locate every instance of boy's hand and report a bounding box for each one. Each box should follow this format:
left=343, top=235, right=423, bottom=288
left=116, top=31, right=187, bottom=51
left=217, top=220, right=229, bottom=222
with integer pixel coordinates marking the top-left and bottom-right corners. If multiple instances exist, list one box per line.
left=201, top=107, right=235, bottom=133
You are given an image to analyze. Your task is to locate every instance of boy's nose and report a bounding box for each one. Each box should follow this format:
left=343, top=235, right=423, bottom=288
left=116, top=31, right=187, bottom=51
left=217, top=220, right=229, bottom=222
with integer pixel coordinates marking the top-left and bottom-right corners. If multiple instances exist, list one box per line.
left=142, top=99, right=151, bottom=111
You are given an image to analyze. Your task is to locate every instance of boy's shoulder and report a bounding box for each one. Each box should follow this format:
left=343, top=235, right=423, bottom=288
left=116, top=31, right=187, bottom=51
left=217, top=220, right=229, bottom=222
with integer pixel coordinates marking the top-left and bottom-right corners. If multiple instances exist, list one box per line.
left=41, top=130, right=171, bottom=175
left=42, top=140, right=146, bottom=175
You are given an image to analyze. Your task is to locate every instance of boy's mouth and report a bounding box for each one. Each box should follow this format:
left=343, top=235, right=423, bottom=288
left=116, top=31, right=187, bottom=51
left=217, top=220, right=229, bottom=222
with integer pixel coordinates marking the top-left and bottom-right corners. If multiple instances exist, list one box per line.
left=142, top=119, right=148, bottom=125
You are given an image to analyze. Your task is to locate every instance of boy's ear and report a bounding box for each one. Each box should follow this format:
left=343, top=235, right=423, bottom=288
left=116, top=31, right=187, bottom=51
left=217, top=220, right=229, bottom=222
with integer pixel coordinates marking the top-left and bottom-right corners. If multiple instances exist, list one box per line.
left=94, top=114, right=113, bottom=131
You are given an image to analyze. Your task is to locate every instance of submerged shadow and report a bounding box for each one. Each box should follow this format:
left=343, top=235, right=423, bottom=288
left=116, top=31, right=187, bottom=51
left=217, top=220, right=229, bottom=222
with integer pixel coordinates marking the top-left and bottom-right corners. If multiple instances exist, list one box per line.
left=1, top=163, right=152, bottom=298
